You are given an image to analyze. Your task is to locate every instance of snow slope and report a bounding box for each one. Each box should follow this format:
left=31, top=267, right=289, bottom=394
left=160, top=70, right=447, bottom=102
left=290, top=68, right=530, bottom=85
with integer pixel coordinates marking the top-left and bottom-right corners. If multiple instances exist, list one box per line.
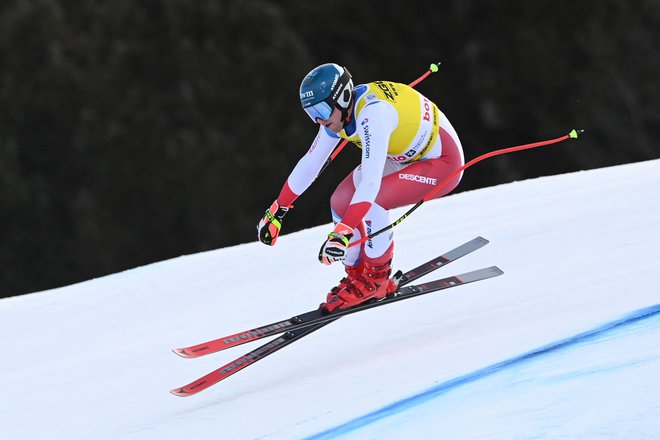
left=1, top=159, right=659, bottom=440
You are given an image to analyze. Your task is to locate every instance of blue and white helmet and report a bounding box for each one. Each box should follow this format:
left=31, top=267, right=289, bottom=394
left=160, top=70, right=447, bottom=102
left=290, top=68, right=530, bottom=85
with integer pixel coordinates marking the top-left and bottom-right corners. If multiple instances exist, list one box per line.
left=299, top=63, right=354, bottom=122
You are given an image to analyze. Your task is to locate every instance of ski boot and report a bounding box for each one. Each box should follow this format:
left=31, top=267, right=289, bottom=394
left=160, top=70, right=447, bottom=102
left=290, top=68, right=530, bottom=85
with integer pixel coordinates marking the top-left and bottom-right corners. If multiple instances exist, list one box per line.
left=326, top=260, right=398, bottom=312
left=322, top=262, right=364, bottom=312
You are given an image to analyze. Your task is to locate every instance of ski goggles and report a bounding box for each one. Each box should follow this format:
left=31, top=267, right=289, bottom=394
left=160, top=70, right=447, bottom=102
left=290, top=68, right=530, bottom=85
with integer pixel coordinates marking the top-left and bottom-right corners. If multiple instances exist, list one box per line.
left=303, top=100, right=334, bottom=122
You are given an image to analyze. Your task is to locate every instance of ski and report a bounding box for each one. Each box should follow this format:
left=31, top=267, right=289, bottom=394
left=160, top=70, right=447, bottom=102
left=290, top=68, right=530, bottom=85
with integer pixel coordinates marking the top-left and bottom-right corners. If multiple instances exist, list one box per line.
left=170, top=265, right=502, bottom=396
left=173, top=236, right=491, bottom=359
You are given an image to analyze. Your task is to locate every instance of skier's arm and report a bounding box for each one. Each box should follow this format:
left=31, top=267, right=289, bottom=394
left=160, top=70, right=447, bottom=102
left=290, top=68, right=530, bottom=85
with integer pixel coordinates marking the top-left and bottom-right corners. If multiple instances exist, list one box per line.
left=318, top=102, right=397, bottom=264
left=339, top=102, right=397, bottom=228
left=258, top=127, right=338, bottom=246
left=276, top=127, right=339, bottom=207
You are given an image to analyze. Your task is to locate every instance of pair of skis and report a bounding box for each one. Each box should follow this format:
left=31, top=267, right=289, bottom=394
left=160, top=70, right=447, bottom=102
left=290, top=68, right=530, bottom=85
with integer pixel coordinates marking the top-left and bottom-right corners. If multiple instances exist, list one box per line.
left=170, top=237, right=502, bottom=396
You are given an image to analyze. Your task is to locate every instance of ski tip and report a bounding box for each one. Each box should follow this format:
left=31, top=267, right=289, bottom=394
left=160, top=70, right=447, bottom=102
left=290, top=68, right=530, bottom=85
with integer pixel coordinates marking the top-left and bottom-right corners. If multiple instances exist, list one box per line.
left=172, top=348, right=193, bottom=358
left=489, top=266, right=504, bottom=276
left=170, top=388, right=191, bottom=397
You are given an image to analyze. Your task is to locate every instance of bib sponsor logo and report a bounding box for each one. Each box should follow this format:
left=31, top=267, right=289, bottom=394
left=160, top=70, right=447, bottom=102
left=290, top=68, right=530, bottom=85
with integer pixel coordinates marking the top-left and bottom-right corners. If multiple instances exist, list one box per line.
left=423, top=97, right=432, bottom=122
left=411, top=130, right=428, bottom=151
left=374, top=81, right=396, bottom=101
left=399, top=173, right=438, bottom=185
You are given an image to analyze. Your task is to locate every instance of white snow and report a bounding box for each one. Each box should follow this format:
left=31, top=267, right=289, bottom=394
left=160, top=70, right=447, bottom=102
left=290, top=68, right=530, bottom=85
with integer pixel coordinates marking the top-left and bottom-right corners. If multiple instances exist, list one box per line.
left=1, top=159, right=659, bottom=440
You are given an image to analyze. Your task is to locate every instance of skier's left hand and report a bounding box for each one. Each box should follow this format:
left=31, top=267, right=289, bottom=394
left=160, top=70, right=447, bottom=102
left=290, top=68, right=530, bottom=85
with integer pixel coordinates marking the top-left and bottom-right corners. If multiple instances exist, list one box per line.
left=318, top=223, right=354, bottom=265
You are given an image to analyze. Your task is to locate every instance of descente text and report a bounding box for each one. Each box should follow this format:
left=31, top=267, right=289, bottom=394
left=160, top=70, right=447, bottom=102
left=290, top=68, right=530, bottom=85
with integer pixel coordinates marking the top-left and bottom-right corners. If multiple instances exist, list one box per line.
left=399, top=173, right=437, bottom=185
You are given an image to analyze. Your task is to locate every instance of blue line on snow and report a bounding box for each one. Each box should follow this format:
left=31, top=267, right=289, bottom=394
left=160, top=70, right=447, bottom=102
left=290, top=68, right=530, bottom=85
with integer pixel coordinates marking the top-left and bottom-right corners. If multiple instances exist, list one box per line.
left=305, top=304, right=660, bottom=440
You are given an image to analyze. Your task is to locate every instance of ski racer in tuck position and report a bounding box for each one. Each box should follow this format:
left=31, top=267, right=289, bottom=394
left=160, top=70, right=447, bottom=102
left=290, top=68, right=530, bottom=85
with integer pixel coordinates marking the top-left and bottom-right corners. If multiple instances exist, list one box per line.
left=257, top=63, right=465, bottom=312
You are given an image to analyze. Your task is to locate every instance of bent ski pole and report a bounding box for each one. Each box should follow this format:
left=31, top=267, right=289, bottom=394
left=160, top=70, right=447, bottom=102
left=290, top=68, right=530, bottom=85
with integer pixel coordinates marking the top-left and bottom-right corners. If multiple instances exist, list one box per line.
left=349, top=129, right=585, bottom=247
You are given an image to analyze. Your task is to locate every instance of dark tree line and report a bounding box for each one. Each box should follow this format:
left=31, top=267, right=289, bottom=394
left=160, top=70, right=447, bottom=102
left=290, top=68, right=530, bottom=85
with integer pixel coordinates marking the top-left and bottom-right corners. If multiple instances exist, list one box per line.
left=1, top=0, right=658, bottom=297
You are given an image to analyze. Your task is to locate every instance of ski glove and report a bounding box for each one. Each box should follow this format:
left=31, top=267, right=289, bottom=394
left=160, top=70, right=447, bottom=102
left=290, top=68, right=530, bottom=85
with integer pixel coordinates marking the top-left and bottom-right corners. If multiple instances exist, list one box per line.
left=318, top=223, right=354, bottom=265
left=257, top=201, right=290, bottom=246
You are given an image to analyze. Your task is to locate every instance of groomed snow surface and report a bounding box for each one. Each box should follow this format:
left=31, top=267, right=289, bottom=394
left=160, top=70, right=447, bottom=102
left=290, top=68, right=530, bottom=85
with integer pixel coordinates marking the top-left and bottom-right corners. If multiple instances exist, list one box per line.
left=1, top=159, right=659, bottom=440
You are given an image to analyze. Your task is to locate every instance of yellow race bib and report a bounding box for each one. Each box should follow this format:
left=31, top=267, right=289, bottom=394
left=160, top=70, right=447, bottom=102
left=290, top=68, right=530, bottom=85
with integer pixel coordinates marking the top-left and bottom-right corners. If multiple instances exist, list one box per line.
left=338, top=81, right=440, bottom=163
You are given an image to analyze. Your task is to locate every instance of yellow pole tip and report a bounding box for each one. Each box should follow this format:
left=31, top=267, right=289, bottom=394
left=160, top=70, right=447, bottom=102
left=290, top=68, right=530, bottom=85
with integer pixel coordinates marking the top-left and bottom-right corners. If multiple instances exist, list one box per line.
left=430, top=63, right=440, bottom=73
left=569, top=129, right=584, bottom=139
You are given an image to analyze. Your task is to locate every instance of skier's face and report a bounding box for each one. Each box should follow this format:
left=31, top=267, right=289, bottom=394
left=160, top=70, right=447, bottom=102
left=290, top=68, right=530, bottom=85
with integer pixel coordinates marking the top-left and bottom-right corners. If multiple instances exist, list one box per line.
left=317, top=107, right=343, bottom=134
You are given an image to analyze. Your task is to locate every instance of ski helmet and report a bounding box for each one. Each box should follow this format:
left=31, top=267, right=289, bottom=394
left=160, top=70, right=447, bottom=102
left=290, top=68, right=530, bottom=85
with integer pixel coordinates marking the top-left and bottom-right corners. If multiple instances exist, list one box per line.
left=299, top=63, right=354, bottom=122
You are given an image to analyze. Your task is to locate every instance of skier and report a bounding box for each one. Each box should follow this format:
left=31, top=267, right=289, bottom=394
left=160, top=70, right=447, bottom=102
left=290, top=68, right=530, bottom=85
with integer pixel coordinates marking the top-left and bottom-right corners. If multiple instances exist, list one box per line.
left=257, top=63, right=465, bottom=312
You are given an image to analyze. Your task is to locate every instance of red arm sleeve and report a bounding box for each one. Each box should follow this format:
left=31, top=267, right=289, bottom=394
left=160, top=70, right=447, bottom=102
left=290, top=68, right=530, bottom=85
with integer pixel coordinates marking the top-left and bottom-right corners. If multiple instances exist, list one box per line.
left=277, top=181, right=298, bottom=208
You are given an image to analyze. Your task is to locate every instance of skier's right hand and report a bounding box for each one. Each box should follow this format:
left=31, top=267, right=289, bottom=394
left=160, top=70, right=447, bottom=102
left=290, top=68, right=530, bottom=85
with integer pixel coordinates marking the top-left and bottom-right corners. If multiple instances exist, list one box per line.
left=257, top=200, right=290, bottom=246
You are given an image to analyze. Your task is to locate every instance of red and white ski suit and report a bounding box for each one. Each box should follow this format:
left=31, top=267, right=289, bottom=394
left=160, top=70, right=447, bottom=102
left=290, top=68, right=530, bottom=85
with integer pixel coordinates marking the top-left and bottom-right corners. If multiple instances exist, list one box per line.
left=277, top=81, right=464, bottom=266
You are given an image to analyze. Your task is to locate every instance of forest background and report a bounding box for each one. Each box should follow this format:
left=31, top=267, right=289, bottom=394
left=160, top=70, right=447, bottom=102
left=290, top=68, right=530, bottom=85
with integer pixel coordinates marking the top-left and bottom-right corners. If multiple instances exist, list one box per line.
left=1, top=0, right=658, bottom=297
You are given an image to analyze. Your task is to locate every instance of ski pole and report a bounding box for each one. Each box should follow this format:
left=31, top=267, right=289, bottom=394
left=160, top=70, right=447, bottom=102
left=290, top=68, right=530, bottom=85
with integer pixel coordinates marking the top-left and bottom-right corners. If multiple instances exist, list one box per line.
left=349, top=129, right=585, bottom=247
left=317, top=62, right=441, bottom=176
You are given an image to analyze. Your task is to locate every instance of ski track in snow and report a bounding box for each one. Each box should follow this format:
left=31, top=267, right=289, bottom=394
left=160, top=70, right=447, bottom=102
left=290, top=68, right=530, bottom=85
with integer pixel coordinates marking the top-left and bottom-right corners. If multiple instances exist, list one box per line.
left=1, top=159, right=659, bottom=440
left=307, top=305, right=660, bottom=439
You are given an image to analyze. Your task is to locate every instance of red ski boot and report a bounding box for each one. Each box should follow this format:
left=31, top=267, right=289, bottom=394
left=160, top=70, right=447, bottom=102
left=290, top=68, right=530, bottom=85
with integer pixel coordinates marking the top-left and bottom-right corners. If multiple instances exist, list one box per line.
left=322, top=262, right=364, bottom=311
left=327, top=260, right=398, bottom=312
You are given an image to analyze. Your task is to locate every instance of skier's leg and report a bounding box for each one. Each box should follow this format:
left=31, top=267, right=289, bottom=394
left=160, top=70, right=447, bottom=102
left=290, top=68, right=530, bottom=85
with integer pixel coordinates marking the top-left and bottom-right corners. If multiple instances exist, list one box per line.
left=323, top=169, right=370, bottom=309
left=327, top=166, right=397, bottom=311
